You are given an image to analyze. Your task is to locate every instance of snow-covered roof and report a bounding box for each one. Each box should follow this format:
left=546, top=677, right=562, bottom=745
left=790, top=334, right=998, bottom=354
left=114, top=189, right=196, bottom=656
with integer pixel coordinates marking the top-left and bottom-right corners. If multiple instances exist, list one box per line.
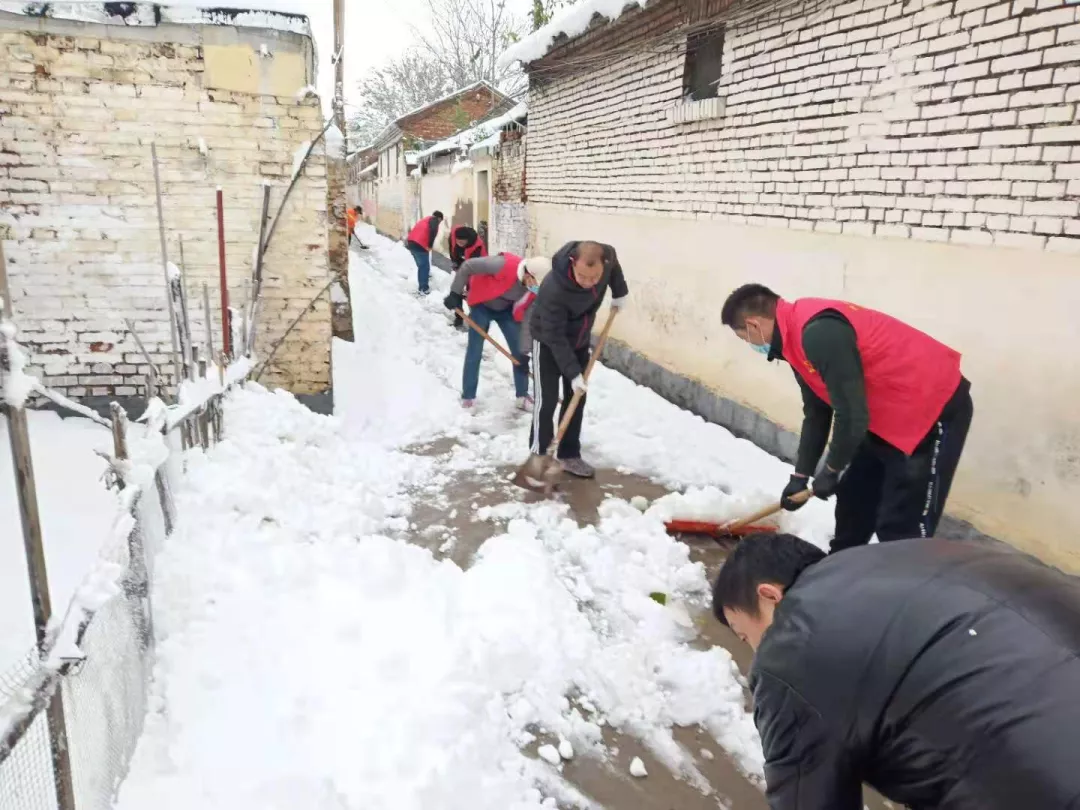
left=358, top=162, right=378, bottom=177
left=415, top=102, right=527, bottom=161
left=498, top=0, right=650, bottom=67
left=394, top=80, right=510, bottom=126
left=0, top=1, right=314, bottom=37
left=404, top=151, right=419, bottom=165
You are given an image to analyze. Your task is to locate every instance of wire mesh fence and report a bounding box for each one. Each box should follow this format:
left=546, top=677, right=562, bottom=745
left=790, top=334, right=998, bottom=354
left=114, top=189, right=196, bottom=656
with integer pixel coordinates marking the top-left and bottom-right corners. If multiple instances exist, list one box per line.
left=0, top=388, right=232, bottom=810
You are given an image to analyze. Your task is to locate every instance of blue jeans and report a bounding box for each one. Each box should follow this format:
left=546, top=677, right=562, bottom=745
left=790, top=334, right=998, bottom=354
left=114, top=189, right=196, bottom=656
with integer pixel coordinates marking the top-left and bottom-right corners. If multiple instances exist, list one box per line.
left=462, top=303, right=529, bottom=400
left=407, top=243, right=430, bottom=292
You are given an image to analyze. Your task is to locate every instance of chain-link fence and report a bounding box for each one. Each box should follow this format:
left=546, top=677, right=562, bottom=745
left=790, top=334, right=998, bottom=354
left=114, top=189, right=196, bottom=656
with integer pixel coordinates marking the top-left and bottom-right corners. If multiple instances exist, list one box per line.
left=0, top=389, right=228, bottom=810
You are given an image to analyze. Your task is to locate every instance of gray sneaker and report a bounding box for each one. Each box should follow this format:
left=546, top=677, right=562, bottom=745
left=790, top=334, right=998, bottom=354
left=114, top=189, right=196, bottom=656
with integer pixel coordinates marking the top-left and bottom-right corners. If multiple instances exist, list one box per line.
left=560, top=457, right=595, bottom=478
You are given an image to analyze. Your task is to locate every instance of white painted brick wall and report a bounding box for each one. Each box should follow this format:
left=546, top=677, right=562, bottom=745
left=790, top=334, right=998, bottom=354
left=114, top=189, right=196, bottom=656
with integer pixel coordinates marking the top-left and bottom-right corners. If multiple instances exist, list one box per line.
left=0, top=25, right=332, bottom=398
left=525, top=0, right=1080, bottom=251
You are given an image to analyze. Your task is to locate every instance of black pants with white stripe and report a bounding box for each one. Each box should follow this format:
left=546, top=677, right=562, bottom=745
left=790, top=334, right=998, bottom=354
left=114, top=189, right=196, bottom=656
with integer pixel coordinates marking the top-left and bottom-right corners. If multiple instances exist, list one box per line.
left=529, top=341, right=590, bottom=459
left=831, top=377, right=973, bottom=553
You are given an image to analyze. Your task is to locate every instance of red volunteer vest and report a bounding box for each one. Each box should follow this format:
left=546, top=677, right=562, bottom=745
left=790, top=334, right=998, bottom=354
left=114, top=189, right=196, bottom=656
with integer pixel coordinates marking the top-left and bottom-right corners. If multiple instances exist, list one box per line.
left=451, top=227, right=487, bottom=260
left=407, top=216, right=436, bottom=250
left=513, top=290, right=535, bottom=323
left=468, top=253, right=522, bottom=307
left=776, top=298, right=962, bottom=455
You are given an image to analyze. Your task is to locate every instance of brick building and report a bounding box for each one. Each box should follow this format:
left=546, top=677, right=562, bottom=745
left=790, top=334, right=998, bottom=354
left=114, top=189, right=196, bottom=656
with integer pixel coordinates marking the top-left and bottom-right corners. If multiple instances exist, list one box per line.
left=503, top=0, right=1080, bottom=569
left=346, top=143, right=377, bottom=207
left=413, top=102, right=527, bottom=254
left=0, top=2, right=335, bottom=402
left=370, top=81, right=513, bottom=237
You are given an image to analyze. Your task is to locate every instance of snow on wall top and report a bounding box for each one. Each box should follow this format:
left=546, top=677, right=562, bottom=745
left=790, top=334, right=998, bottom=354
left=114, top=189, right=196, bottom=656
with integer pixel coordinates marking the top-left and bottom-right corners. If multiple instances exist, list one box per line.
left=415, top=102, right=527, bottom=161
left=498, top=0, right=651, bottom=68
left=0, top=1, right=314, bottom=39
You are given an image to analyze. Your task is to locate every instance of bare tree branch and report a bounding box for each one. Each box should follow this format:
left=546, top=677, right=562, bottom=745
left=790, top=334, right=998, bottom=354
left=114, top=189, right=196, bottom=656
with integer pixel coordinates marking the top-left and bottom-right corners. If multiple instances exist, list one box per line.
left=347, top=49, right=455, bottom=145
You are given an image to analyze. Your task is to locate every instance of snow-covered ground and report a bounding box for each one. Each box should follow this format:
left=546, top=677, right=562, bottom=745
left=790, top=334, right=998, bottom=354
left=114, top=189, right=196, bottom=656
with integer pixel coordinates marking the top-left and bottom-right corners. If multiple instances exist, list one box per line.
left=111, top=225, right=836, bottom=809
left=0, top=411, right=115, bottom=673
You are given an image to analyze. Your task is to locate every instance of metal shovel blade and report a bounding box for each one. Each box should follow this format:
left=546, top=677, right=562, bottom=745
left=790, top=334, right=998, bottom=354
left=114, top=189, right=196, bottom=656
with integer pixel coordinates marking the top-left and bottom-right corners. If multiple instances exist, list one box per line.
left=512, top=453, right=559, bottom=495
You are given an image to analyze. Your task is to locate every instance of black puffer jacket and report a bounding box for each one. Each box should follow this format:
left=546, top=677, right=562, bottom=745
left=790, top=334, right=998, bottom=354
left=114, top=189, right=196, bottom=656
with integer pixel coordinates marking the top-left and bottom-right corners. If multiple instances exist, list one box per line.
left=752, top=538, right=1080, bottom=810
left=529, top=241, right=628, bottom=379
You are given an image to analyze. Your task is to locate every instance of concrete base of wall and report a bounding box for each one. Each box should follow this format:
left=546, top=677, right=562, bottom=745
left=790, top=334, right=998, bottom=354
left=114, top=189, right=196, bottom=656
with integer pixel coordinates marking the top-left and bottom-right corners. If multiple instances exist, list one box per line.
left=600, top=337, right=996, bottom=545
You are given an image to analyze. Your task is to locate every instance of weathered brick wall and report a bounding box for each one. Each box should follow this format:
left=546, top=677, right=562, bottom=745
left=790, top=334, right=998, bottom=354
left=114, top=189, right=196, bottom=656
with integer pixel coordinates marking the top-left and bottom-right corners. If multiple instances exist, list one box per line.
left=493, top=132, right=528, bottom=254
left=527, top=0, right=1080, bottom=252
left=0, top=18, right=332, bottom=398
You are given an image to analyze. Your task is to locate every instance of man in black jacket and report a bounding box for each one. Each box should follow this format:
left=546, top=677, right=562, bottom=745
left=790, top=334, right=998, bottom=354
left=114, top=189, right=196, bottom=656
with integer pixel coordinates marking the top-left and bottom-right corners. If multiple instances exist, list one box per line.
left=712, top=533, right=1080, bottom=810
left=529, top=240, right=628, bottom=478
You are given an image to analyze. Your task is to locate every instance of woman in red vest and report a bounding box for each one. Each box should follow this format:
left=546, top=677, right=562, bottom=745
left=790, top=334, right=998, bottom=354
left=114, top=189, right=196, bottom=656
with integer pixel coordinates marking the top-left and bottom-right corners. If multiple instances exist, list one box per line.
left=442, top=253, right=533, bottom=409
left=721, top=284, right=973, bottom=552
left=405, top=211, right=444, bottom=295
left=449, top=225, right=487, bottom=268
left=447, top=225, right=487, bottom=329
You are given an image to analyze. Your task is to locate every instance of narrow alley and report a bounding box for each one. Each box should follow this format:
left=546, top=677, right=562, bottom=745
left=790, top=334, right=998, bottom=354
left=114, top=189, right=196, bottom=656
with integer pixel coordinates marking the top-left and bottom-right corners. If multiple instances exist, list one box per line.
left=108, top=227, right=865, bottom=810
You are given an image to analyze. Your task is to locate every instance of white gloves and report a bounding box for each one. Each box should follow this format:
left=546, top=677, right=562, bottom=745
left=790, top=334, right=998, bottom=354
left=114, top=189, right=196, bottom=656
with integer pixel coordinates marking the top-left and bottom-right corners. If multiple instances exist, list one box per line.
left=611, top=295, right=628, bottom=311
left=571, top=375, right=588, bottom=394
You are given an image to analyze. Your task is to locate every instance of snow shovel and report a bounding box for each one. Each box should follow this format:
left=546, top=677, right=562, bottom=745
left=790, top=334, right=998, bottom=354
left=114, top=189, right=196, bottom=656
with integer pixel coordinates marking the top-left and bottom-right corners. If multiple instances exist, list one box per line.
left=664, top=489, right=811, bottom=540
left=456, top=308, right=520, bottom=366
left=513, top=308, right=619, bottom=495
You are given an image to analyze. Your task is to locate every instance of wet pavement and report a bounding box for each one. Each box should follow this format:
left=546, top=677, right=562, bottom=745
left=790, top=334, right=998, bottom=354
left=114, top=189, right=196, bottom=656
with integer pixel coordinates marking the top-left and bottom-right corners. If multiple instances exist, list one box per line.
left=402, top=439, right=896, bottom=809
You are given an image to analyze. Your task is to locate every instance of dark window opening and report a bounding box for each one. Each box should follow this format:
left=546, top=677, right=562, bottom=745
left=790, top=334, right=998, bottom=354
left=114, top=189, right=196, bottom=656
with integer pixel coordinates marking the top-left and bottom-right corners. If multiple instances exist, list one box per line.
left=682, top=25, right=725, bottom=101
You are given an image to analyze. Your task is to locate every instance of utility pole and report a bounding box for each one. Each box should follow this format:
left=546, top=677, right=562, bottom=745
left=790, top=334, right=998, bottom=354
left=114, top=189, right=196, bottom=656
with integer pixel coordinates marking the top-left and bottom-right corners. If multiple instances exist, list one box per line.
left=328, top=0, right=355, bottom=343
left=333, top=0, right=346, bottom=138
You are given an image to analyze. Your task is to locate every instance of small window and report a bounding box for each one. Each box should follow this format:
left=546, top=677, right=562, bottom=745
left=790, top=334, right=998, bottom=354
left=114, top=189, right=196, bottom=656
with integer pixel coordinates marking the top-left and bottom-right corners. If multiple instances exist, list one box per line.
left=683, top=24, right=725, bottom=101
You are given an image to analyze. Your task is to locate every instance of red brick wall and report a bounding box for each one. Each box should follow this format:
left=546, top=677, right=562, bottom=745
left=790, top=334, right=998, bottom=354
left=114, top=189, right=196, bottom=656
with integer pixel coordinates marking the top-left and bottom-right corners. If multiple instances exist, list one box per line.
left=400, top=87, right=505, bottom=142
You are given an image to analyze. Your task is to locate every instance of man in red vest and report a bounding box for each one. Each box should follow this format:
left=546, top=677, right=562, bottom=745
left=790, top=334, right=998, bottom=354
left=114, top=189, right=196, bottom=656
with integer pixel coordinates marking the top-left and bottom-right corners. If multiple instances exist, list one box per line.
left=721, top=284, right=973, bottom=552
left=405, top=210, right=444, bottom=295
left=442, top=253, right=532, bottom=409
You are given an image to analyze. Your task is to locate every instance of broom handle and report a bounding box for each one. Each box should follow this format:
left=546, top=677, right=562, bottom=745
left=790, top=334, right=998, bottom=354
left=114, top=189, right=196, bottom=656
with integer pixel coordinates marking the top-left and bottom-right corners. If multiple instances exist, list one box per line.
left=725, top=488, right=812, bottom=530
left=549, top=308, right=618, bottom=455
left=456, top=308, right=520, bottom=366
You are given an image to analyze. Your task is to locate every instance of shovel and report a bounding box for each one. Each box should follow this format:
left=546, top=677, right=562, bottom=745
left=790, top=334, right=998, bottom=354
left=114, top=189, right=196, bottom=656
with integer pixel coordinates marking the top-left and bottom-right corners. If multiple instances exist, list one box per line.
left=455, top=308, right=520, bottom=366
left=513, top=308, right=618, bottom=495
left=664, top=489, right=812, bottom=540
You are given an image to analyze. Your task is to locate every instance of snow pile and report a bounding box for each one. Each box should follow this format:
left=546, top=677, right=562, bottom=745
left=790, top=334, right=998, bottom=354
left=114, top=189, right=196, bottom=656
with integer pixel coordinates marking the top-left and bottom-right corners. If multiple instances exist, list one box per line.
left=112, top=225, right=843, bottom=806
left=498, top=0, right=652, bottom=68
left=0, top=412, right=117, bottom=671
left=113, top=380, right=760, bottom=809
left=0, top=2, right=314, bottom=38
left=0, top=311, right=37, bottom=408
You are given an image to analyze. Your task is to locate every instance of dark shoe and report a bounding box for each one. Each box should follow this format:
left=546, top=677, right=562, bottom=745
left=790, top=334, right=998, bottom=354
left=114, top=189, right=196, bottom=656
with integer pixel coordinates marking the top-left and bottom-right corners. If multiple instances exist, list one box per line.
left=560, top=458, right=595, bottom=478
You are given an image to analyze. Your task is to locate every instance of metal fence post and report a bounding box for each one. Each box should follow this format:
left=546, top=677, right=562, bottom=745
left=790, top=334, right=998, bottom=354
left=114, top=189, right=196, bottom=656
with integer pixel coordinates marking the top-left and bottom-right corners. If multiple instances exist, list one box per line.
left=0, top=242, right=78, bottom=810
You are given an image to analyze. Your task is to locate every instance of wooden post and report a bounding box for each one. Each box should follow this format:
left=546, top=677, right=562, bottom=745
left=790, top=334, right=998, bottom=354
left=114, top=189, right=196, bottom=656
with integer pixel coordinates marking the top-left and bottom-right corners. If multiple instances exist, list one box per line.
left=125, top=318, right=160, bottom=393
left=151, top=142, right=183, bottom=397
left=216, top=187, right=231, bottom=359
left=202, top=283, right=216, bottom=381
left=246, top=184, right=272, bottom=356
left=177, top=238, right=194, bottom=382
left=0, top=243, right=77, bottom=810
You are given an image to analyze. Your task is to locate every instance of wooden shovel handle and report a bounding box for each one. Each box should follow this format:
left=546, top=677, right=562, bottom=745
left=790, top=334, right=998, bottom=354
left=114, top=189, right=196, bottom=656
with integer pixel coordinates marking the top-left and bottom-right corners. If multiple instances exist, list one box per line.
left=549, top=308, right=619, bottom=455
left=725, top=488, right=811, bottom=531
left=456, top=308, right=520, bottom=366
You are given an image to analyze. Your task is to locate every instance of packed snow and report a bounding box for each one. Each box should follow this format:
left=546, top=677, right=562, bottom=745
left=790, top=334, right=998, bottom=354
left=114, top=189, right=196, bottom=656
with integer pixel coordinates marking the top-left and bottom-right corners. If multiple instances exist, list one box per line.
left=0, top=412, right=116, bottom=672
left=109, top=224, right=836, bottom=808
left=498, top=0, right=653, bottom=67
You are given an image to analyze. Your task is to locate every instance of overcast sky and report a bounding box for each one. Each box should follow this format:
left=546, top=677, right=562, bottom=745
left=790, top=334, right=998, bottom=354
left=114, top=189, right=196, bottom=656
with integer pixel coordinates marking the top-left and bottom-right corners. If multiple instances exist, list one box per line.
left=302, top=0, right=536, bottom=116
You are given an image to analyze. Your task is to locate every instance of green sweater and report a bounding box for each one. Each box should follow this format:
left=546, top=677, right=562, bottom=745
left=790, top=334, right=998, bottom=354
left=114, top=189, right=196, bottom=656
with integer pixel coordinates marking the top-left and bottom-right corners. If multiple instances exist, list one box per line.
left=773, top=312, right=870, bottom=475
